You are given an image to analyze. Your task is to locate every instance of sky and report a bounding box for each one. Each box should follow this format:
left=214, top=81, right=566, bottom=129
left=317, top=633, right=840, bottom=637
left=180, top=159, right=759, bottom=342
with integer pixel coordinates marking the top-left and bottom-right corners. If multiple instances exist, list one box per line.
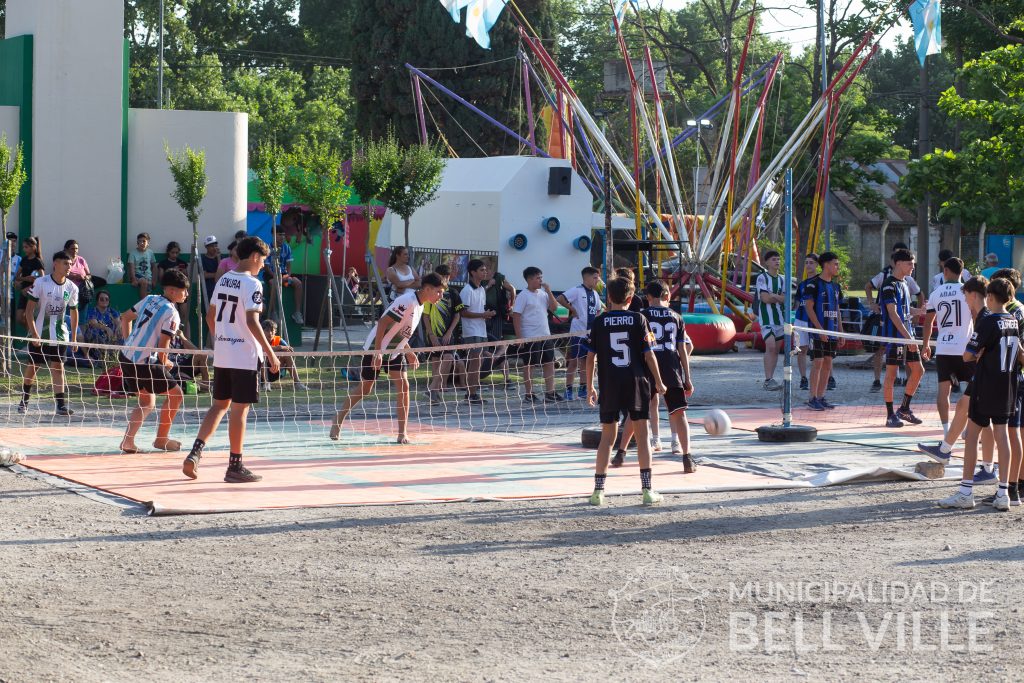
left=657, top=0, right=913, bottom=52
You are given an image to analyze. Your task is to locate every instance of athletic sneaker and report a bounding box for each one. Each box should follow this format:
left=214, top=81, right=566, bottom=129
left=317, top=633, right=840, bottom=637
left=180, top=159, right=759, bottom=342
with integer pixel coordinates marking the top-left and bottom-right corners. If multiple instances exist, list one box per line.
left=894, top=376, right=906, bottom=387
left=261, top=382, right=273, bottom=392
left=917, top=443, right=951, bottom=464
left=951, top=382, right=961, bottom=394
left=763, top=379, right=782, bottom=391
left=807, top=397, right=826, bottom=411
left=224, top=465, right=262, bottom=483
left=545, top=391, right=567, bottom=403
left=294, top=382, right=309, bottom=391
left=885, top=414, right=904, bottom=428
left=896, top=408, right=922, bottom=425
left=682, top=453, right=696, bottom=474
left=589, top=489, right=606, bottom=506
left=55, top=406, right=74, bottom=417
left=641, top=489, right=663, bottom=506
left=611, top=450, right=626, bottom=468
left=522, top=393, right=537, bottom=404
left=564, top=387, right=575, bottom=401
left=870, top=380, right=882, bottom=392
left=649, top=437, right=661, bottom=453
left=993, top=494, right=1010, bottom=512
left=827, top=375, right=837, bottom=391
left=16, top=401, right=27, bottom=414
left=671, top=439, right=683, bottom=456
left=182, top=452, right=201, bottom=479
left=577, top=385, right=588, bottom=400
left=981, top=493, right=996, bottom=506
left=973, top=466, right=998, bottom=485
left=291, top=311, right=304, bottom=325
left=466, top=394, right=485, bottom=405
left=1009, top=484, right=1021, bottom=507
left=799, top=376, right=809, bottom=390
left=820, top=398, right=837, bottom=410
left=938, top=491, right=975, bottom=509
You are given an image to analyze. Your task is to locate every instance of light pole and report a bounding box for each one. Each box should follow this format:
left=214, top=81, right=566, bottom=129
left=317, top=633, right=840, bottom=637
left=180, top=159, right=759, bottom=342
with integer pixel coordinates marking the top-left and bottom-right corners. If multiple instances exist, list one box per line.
left=157, top=0, right=164, bottom=109
left=686, top=118, right=712, bottom=216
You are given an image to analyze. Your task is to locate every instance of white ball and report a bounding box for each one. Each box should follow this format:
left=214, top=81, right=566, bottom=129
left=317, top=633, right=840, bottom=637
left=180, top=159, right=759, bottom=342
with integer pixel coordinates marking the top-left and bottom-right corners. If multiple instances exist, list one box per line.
left=703, top=409, right=731, bottom=436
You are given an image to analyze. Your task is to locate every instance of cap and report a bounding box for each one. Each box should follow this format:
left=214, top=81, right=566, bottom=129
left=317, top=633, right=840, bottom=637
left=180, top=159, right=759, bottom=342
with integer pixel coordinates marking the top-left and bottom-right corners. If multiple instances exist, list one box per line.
left=204, top=235, right=219, bottom=247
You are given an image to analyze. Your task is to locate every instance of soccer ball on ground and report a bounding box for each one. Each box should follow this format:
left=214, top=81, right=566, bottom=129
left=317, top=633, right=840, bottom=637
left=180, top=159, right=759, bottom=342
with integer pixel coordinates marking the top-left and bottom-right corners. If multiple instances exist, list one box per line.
left=703, top=409, right=731, bottom=436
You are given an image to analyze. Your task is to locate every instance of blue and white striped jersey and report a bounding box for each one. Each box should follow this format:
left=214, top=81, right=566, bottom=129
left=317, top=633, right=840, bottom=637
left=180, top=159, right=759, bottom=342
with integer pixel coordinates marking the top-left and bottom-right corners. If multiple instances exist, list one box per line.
left=122, top=295, right=181, bottom=364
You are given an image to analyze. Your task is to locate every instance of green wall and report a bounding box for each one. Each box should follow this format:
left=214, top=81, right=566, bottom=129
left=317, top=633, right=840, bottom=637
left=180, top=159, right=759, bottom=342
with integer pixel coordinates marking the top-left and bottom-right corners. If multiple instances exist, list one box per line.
left=0, top=35, right=34, bottom=240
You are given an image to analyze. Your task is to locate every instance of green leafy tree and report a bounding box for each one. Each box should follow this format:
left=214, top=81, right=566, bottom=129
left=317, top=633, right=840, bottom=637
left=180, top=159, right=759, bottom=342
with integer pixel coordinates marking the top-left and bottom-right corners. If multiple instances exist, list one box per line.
left=0, top=133, right=26, bottom=242
left=379, top=140, right=445, bottom=250
left=287, top=135, right=351, bottom=236
left=166, top=143, right=209, bottom=342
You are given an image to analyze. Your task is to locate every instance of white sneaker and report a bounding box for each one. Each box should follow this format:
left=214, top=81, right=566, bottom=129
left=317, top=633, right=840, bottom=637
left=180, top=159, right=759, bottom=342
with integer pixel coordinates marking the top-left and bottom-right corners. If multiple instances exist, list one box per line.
left=649, top=437, right=661, bottom=453
left=291, top=311, right=304, bottom=325
left=294, top=382, right=309, bottom=391
left=671, top=439, right=683, bottom=455
left=763, top=378, right=782, bottom=391
left=261, top=382, right=273, bottom=392
left=994, top=494, right=1011, bottom=512
left=938, top=491, right=975, bottom=509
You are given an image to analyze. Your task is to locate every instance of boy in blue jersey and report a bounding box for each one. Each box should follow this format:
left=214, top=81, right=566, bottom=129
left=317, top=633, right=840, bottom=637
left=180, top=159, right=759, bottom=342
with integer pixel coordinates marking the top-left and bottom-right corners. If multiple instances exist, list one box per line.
left=795, top=254, right=819, bottom=391
left=879, top=249, right=925, bottom=427
left=118, top=270, right=191, bottom=453
left=802, top=252, right=845, bottom=411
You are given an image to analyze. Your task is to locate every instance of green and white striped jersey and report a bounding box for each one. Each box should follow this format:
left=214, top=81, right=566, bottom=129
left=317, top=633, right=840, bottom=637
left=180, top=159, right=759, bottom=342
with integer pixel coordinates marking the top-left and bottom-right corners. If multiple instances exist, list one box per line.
left=26, top=275, right=79, bottom=342
left=755, top=271, right=785, bottom=327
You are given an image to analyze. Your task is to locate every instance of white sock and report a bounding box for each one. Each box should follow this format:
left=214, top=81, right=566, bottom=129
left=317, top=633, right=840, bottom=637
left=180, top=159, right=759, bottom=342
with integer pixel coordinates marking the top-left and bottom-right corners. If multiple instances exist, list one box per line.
left=958, top=481, right=973, bottom=496
left=983, top=463, right=994, bottom=473
left=939, top=441, right=953, bottom=454
left=996, top=483, right=1009, bottom=498
left=941, top=422, right=949, bottom=437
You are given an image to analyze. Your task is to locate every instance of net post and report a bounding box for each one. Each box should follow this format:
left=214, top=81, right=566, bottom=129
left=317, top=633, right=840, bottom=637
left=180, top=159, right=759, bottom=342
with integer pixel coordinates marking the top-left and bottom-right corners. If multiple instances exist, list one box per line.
left=783, top=168, right=793, bottom=428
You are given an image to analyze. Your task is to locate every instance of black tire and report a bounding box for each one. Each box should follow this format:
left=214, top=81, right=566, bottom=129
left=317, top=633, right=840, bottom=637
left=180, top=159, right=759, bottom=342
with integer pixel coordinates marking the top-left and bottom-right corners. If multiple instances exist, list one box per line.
left=581, top=426, right=635, bottom=449
left=756, top=424, right=818, bottom=443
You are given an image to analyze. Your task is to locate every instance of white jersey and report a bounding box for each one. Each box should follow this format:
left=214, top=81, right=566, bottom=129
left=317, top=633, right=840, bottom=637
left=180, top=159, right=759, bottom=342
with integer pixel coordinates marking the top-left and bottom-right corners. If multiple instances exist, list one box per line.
left=27, top=275, right=79, bottom=342
left=930, top=270, right=970, bottom=293
left=122, top=295, right=181, bottom=364
left=562, top=284, right=603, bottom=335
left=926, top=282, right=973, bottom=356
left=211, top=270, right=265, bottom=370
left=871, top=269, right=921, bottom=296
left=459, top=282, right=487, bottom=338
left=512, top=288, right=551, bottom=338
left=363, top=291, right=424, bottom=359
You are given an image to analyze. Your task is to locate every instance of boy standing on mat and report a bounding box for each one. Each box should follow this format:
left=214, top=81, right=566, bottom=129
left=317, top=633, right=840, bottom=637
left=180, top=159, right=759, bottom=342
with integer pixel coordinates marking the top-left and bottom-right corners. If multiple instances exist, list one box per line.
left=118, top=269, right=191, bottom=454
left=182, top=237, right=280, bottom=483
left=20, top=251, right=79, bottom=416
left=584, top=277, right=666, bottom=507
left=879, top=249, right=925, bottom=428
left=938, top=278, right=1021, bottom=511
left=513, top=266, right=564, bottom=404
left=802, top=251, right=845, bottom=411
left=330, top=273, right=446, bottom=444
left=558, top=266, right=603, bottom=400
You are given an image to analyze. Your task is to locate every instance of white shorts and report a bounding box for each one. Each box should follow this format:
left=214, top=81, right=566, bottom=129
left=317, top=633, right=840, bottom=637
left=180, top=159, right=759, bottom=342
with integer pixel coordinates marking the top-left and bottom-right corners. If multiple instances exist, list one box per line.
left=760, top=323, right=785, bottom=340
left=796, top=328, right=810, bottom=348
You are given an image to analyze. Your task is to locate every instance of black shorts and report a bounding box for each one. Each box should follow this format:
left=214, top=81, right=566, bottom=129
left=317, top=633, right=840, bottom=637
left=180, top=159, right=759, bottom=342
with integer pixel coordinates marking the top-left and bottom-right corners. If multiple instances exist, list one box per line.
left=886, top=343, right=920, bottom=365
left=359, top=353, right=406, bottom=381
left=969, top=392, right=1011, bottom=427
left=521, top=340, right=554, bottom=367
left=811, top=338, right=838, bottom=359
left=28, top=343, right=63, bottom=366
left=1010, top=383, right=1024, bottom=429
left=599, top=376, right=651, bottom=424
left=212, top=366, right=260, bottom=404
left=119, top=355, right=179, bottom=395
left=936, top=355, right=975, bottom=384
left=657, top=386, right=688, bottom=414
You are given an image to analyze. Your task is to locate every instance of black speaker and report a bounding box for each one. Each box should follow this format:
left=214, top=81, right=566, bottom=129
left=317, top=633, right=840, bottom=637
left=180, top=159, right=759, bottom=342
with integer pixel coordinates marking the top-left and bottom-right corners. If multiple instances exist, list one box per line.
left=548, top=167, right=572, bottom=195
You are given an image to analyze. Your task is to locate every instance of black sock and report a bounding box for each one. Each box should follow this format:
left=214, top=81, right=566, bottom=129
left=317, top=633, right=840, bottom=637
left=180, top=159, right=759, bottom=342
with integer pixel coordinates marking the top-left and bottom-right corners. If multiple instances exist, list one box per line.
left=885, top=402, right=894, bottom=418
left=229, top=453, right=243, bottom=469
left=900, top=393, right=914, bottom=411
left=20, top=384, right=31, bottom=404
left=640, top=467, right=652, bottom=490
left=594, top=473, right=607, bottom=491
left=190, top=438, right=206, bottom=456
left=615, top=448, right=626, bottom=457
left=54, top=392, right=67, bottom=409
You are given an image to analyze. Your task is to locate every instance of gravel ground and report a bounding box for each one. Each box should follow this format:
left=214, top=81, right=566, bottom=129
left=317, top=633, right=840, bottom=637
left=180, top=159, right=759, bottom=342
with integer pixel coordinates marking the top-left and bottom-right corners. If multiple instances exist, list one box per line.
left=3, top=349, right=1020, bottom=682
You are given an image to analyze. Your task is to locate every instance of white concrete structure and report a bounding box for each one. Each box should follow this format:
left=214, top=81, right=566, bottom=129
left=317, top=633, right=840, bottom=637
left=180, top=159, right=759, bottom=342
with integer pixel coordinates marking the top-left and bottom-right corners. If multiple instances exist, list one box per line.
left=0, top=0, right=248, bottom=270
left=0, top=106, right=19, bottom=232
left=127, top=109, right=247, bottom=253
left=380, top=156, right=595, bottom=290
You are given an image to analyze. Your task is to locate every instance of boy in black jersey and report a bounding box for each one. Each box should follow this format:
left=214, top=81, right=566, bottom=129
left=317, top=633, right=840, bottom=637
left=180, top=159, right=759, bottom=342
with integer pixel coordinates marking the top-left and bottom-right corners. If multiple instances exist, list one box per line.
left=641, top=280, right=696, bottom=472
left=939, top=278, right=1022, bottom=511
left=584, top=277, right=666, bottom=506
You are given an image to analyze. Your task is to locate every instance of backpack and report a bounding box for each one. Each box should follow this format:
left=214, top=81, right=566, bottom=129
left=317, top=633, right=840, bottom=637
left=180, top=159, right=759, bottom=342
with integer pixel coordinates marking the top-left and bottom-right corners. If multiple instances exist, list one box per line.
left=93, top=366, right=129, bottom=398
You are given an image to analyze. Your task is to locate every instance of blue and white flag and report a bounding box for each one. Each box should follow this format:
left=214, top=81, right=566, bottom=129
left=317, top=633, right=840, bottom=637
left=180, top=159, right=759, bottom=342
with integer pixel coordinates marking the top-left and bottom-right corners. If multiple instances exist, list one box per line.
left=610, top=0, right=638, bottom=34
left=909, top=0, right=942, bottom=66
left=439, top=0, right=473, bottom=22
left=465, top=0, right=506, bottom=50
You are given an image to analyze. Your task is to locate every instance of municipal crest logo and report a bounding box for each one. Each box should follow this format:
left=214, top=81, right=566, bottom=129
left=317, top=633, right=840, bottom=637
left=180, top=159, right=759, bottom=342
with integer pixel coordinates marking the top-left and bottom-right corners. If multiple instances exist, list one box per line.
left=609, top=565, right=706, bottom=667
left=252, top=291, right=263, bottom=305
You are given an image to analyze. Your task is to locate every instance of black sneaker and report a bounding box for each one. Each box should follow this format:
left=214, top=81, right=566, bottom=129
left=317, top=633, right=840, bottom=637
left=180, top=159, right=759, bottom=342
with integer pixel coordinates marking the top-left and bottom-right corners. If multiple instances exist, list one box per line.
left=870, top=380, right=882, bottom=393
left=1009, top=483, right=1021, bottom=507
left=894, top=376, right=906, bottom=387
left=16, top=401, right=27, bottom=415
left=682, top=453, right=697, bottom=474
left=799, top=376, right=809, bottom=391
left=981, top=493, right=996, bottom=506
left=827, top=375, right=837, bottom=391
left=611, top=450, right=626, bottom=468
left=182, top=452, right=202, bottom=479
left=466, top=394, right=485, bottom=405
left=545, top=391, right=567, bottom=403
left=951, top=382, right=961, bottom=394
left=55, top=405, right=74, bottom=417
left=224, top=465, right=262, bottom=483
left=522, top=393, right=537, bottom=404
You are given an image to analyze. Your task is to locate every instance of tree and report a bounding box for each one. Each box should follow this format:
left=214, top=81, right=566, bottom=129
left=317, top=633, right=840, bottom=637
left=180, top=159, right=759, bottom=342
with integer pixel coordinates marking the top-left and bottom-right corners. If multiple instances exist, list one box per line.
left=286, top=135, right=351, bottom=235
left=166, top=143, right=209, bottom=343
left=0, top=133, right=26, bottom=243
left=379, top=139, right=445, bottom=250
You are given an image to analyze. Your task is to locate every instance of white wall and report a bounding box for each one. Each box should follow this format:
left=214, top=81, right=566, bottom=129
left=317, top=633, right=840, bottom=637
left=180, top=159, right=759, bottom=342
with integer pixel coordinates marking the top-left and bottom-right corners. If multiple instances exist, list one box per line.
left=7, top=0, right=124, bottom=269
left=127, top=109, right=247, bottom=257
left=0, top=106, right=20, bottom=233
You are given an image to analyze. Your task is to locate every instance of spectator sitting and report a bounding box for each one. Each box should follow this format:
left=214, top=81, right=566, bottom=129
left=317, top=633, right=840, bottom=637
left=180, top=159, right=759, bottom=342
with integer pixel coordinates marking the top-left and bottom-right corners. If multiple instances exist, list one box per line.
left=127, top=232, right=156, bottom=297
left=81, top=290, right=121, bottom=359
left=168, top=329, right=211, bottom=392
left=64, top=239, right=106, bottom=306
left=157, top=241, right=192, bottom=337
left=346, top=267, right=361, bottom=298
left=264, top=230, right=305, bottom=325
left=260, top=319, right=308, bottom=391
left=14, top=236, right=44, bottom=328
left=200, top=235, right=221, bottom=303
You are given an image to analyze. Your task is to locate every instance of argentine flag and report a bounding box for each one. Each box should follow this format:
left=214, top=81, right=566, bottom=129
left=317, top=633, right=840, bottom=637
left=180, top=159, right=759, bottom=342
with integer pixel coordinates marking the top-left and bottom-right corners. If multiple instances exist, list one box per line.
left=909, top=0, right=942, bottom=66
left=465, top=0, right=506, bottom=50
left=439, top=0, right=473, bottom=22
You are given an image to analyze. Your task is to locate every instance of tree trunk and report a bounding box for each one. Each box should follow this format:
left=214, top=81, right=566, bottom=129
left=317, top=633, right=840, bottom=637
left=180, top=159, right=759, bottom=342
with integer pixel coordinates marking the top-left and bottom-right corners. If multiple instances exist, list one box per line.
left=404, top=216, right=410, bottom=251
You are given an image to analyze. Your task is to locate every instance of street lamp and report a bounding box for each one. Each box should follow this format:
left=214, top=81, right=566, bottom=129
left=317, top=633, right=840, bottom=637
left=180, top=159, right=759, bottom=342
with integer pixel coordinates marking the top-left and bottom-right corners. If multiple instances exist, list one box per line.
left=686, top=118, right=713, bottom=216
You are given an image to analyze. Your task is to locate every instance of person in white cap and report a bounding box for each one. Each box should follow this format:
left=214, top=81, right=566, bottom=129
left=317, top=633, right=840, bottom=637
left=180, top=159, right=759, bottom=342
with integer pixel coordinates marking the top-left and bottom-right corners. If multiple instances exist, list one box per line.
left=200, top=236, right=222, bottom=302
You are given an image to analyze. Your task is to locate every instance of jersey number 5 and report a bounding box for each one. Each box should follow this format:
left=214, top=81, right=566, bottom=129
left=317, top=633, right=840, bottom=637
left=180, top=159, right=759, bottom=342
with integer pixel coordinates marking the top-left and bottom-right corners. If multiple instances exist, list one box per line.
left=610, top=331, right=631, bottom=367
left=216, top=293, right=239, bottom=323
